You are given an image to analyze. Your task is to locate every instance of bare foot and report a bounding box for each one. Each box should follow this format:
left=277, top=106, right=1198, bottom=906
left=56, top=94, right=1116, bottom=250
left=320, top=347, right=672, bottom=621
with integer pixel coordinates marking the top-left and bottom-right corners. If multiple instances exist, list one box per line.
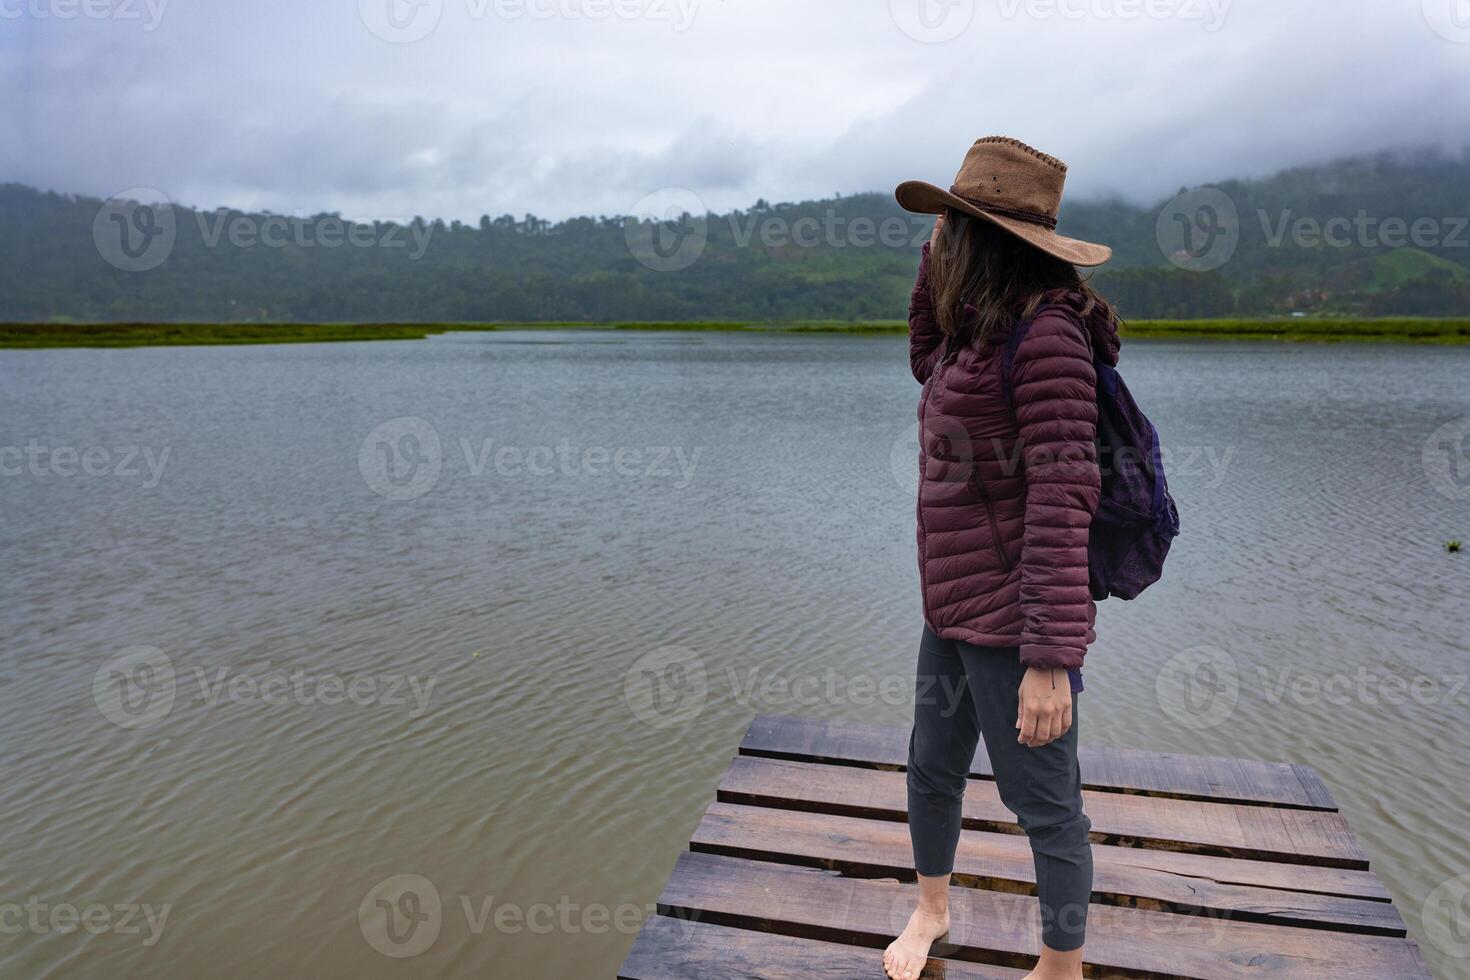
left=1021, top=942, right=1085, bottom=980
left=1021, top=967, right=1084, bottom=980
left=883, top=905, right=950, bottom=980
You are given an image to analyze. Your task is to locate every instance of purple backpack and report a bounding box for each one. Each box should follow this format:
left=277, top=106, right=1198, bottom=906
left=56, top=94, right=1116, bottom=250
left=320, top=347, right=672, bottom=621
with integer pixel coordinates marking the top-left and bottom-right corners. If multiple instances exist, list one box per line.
left=1004, top=317, right=1180, bottom=601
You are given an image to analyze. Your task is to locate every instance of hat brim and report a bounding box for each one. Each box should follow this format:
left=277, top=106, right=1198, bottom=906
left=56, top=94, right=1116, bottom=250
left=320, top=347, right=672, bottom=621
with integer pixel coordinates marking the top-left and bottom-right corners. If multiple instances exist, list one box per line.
left=895, top=180, right=1112, bottom=267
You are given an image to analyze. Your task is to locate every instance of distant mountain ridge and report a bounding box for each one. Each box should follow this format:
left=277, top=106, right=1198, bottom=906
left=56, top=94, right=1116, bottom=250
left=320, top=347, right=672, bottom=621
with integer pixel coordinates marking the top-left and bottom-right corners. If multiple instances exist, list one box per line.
left=3, top=148, right=1467, bottom=322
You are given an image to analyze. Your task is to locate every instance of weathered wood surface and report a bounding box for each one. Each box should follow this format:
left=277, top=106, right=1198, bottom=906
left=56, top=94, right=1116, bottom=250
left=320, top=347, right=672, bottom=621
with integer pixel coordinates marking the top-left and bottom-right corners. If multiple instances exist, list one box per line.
left=649, top=851, right=1429, bottom=980
left=719, top=755, right=1367, bottom=868
left=691, top=802, right=1403, bottom=935
left=741, top=713, right=1338, bottom=810
left=620, top=915, right=1029, bottom=980
left=619, top=714, right=1428, bottom=979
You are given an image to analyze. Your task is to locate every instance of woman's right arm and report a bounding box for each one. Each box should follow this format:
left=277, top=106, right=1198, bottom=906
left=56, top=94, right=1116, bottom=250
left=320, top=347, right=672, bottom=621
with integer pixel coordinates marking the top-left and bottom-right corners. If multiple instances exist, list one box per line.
left=909, top=240, right=945, bottom=384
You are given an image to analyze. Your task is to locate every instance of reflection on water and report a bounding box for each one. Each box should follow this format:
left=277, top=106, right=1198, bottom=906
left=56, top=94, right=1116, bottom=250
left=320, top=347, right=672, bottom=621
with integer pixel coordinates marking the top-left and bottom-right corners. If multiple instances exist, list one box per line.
left=1, top=332, right=1467, bottom=978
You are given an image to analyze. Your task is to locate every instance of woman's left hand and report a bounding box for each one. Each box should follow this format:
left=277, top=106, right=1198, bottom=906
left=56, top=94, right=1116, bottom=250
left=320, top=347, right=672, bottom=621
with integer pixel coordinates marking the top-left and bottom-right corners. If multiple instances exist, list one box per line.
left=1016, top=667, right=1073, bottom=747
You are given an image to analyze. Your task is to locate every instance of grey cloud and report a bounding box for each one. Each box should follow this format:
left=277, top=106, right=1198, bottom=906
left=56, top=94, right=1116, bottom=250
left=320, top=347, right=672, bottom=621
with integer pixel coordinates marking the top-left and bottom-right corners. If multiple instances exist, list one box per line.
left=3, top=0, right=1467, bottom=221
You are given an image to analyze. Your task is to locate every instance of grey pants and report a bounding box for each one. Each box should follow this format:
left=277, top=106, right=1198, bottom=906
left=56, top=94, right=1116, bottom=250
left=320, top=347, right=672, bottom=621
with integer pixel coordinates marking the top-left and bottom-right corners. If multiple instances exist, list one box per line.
left=906, top=626, right=1094, bottom=952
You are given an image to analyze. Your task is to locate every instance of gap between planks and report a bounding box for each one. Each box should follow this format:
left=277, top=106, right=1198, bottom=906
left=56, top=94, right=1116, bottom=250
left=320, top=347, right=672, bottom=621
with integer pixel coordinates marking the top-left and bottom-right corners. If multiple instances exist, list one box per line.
left=690, top=801, right=1402, bottom=936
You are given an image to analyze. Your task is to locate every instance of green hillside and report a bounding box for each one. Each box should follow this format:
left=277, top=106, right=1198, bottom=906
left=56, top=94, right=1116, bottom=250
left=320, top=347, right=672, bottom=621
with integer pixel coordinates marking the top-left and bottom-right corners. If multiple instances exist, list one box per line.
left=3, top=149, right=1467, bottom=323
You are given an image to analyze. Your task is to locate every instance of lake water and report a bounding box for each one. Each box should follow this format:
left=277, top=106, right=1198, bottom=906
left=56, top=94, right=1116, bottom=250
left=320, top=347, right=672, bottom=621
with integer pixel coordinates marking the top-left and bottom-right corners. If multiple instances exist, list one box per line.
left=2, top=331, right=1468, bottom=979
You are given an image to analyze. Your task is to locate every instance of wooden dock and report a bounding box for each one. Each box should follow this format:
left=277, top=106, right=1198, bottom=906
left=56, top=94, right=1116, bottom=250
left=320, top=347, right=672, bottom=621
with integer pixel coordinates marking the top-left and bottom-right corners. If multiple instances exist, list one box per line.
left=619, top=713, right=1431, bottom=979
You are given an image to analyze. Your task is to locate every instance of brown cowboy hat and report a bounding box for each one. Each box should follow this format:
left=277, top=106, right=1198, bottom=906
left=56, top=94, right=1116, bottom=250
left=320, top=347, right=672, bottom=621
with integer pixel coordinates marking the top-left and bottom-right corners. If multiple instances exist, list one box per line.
left=895, top=136, right=1112, bottom=267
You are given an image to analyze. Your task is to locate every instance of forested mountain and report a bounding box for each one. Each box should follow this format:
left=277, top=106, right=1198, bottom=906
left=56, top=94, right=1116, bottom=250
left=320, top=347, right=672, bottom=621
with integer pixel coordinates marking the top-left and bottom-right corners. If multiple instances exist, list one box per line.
left=3, top=149, right=1467, bottom=322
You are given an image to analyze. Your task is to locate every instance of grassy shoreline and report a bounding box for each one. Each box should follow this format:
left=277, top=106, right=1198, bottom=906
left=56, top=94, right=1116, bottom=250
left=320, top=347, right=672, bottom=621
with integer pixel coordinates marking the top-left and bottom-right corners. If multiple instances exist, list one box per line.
left=3, top=317, right=1469, bottom=348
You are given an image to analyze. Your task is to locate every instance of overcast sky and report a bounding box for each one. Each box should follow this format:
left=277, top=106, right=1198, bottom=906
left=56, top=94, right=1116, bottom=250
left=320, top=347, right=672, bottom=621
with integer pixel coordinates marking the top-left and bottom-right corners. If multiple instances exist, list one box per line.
left=5, top=0, right=1469, bottom=222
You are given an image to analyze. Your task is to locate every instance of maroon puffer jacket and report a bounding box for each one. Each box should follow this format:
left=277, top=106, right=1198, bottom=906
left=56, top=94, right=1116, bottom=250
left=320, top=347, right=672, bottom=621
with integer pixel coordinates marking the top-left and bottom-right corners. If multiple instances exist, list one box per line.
left=910, top=243, right=1116, bottom=669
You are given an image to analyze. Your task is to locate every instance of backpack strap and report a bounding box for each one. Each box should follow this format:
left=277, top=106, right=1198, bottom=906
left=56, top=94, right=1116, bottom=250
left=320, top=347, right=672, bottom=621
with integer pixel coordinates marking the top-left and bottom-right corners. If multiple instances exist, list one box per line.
left=1003, top=304, right=1103, bottom=416
left=1000, top=317, right=1032, bottom=420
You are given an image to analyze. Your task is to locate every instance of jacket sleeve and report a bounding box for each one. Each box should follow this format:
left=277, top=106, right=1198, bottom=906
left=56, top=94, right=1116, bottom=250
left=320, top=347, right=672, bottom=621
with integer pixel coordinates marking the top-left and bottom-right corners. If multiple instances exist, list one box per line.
left=908, top=243, right=945, bottom=384
left=1010, top=311, right=1101, bottom=669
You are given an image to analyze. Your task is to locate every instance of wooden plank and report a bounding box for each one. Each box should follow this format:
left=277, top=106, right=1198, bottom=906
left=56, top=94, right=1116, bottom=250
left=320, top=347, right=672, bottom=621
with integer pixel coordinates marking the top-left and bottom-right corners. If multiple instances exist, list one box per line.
left=720, top=755, right=1368, bottom=870
left=690, top=802, right=1403, bottom=935
left=619, top=914, right=1029, bottom=980
left=659, top=851, right=1433, bottom=979
left=742, top=714, right=1338, bottom=810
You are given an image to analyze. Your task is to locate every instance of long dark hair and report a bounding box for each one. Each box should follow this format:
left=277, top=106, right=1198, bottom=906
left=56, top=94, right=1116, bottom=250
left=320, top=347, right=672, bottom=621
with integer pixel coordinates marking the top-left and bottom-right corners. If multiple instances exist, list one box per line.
left=928, top=208, right=1113, bottom=346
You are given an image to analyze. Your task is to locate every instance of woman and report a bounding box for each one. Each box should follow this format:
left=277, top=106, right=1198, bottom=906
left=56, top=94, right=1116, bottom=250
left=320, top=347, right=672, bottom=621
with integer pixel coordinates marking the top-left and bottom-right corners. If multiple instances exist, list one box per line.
left=883, top=137, right=1119, bottom=980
